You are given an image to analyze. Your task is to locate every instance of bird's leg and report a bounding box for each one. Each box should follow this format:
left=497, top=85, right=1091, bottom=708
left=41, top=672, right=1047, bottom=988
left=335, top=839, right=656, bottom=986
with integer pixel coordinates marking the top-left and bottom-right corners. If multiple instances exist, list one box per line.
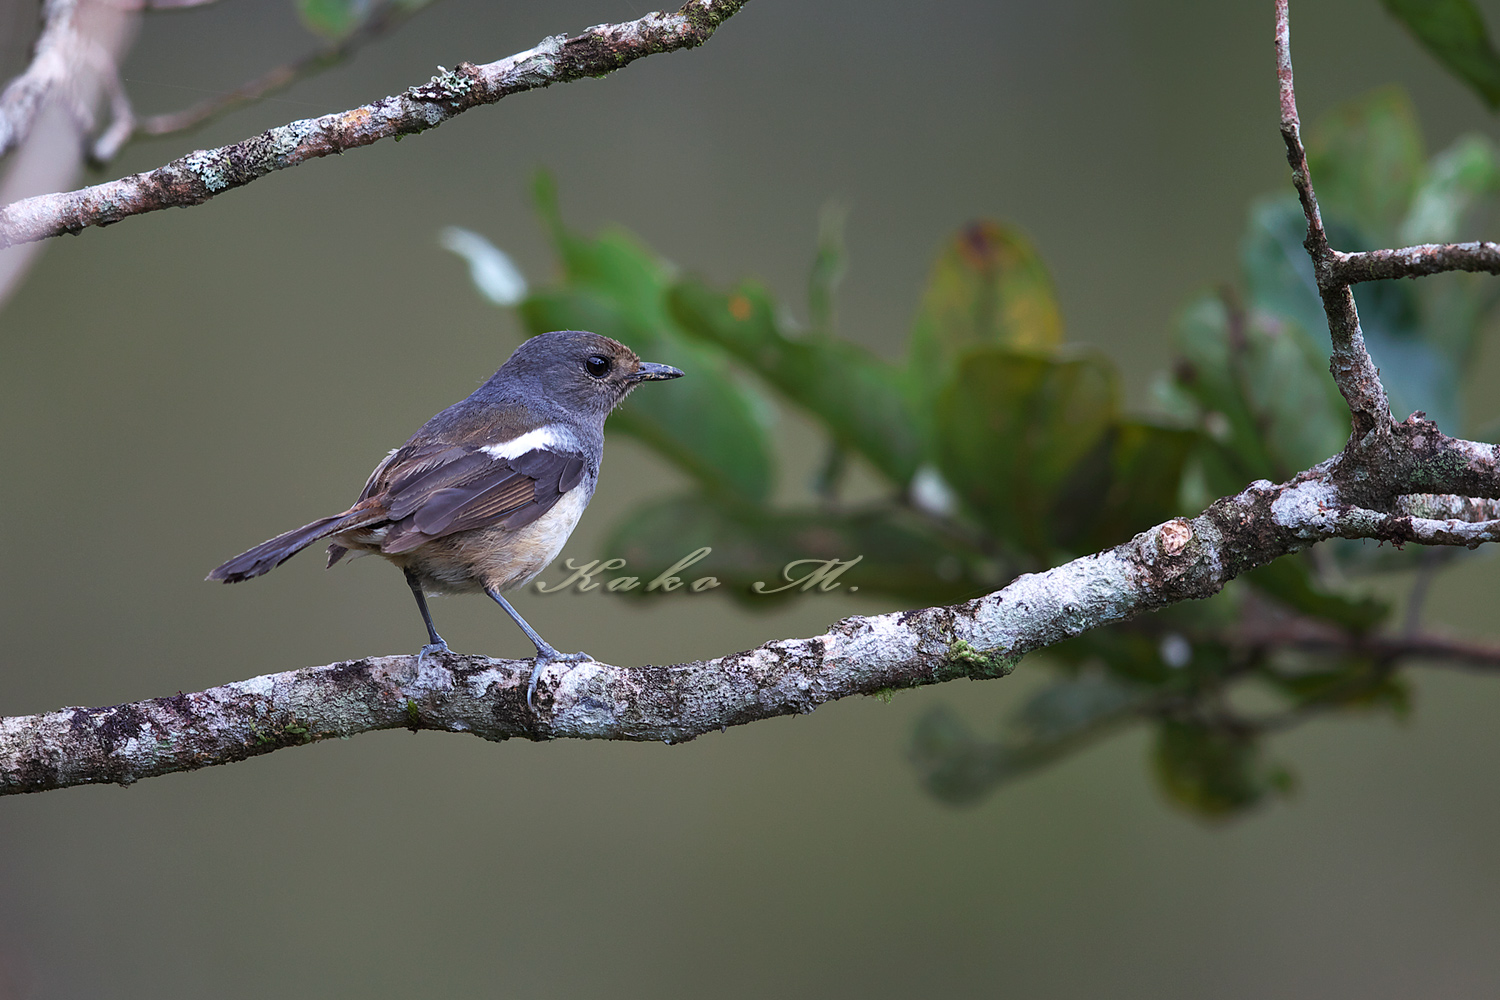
left=484, top=587, right=590, bottom=708
left=405, top=569, right=449, bottom=662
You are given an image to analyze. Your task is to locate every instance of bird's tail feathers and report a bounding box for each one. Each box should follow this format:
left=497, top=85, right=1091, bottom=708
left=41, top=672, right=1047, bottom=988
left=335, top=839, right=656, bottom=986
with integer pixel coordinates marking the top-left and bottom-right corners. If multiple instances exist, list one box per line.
left=207, top=508, right=379, bottom=583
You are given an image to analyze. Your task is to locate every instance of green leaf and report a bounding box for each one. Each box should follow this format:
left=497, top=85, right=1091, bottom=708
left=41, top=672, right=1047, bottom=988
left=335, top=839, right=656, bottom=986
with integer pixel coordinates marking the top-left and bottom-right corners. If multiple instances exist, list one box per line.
left=522, top=175, right=774, bottom=501
left=1151, top=720, right=1291, bottom=818
left=294, top=0, right=368, bottom=39
left=1382, top=0, right=1500, bottom=110
left=599, top=494, right=1003, bottom=607
left=533, top=173, right=669, bottom=327
left=934, top=347, right=1117, bottom=554
left=908, top=221, right=1063, bottom=417
left=1174, top=289, right=1347, bottom=479
left=1172, top=293, right=1284, bottom=489
left=1398, top=135, right=1500, bottom=379
left=1259, top=659, right=1412, bottom=717
left=668, top=279, right=926, bottom=485
left=1399, top=134, right=1500, bottom=243
left=1304, top=87, right=1425, bottom=242
left=1058, top=421, right=1199, bottom=552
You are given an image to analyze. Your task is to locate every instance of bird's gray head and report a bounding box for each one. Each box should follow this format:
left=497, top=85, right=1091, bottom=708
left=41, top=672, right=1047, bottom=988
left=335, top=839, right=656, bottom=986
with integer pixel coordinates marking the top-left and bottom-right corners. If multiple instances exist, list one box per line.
left=495, top=330, right=683, bottom=419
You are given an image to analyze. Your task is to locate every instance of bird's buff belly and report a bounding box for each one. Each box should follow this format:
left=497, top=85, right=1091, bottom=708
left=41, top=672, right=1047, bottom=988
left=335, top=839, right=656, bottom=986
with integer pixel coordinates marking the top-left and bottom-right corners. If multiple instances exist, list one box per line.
left=334, top=488, right=590, bottom=596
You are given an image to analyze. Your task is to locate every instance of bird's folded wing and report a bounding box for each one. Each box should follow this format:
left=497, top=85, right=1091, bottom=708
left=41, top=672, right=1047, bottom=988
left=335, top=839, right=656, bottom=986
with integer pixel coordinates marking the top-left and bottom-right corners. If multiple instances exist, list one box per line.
left=373, top=444, right=588, bottom=554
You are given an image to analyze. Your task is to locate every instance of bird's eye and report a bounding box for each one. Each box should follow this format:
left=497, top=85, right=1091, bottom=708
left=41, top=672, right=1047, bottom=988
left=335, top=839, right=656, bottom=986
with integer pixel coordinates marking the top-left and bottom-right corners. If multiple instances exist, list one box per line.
left=585, top=355, right=612, bottom=378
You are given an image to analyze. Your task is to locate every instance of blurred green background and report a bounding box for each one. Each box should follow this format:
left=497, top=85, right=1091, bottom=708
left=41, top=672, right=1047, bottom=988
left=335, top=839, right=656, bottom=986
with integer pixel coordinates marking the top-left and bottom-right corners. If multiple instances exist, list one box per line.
left=3, top=0, right=1500, bottom=995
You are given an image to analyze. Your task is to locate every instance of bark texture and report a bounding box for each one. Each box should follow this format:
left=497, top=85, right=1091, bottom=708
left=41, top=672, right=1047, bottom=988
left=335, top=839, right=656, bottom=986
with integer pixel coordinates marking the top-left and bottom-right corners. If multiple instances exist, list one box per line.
left=0, top=0, right=747, bottom=247
left=5, top=450, right=1499, bottom=795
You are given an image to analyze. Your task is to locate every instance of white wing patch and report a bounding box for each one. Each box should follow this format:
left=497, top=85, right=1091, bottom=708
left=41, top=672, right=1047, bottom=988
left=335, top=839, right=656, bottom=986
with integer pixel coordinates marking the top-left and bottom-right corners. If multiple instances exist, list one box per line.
left=480, top=425, right=572, bottom=461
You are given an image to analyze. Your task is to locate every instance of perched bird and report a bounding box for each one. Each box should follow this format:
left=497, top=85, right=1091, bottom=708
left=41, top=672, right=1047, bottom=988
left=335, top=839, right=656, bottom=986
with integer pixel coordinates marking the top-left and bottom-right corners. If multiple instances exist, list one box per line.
left=208, top=330, right=684, bottom=705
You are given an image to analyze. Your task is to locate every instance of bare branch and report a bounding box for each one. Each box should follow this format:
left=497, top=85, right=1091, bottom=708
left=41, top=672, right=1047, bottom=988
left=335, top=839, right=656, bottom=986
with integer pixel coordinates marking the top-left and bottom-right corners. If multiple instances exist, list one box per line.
left=1236, top=613, right=1500, bottom=672
left=1275, top=0, right=1392, bottom=435
left=0, top=0, right=81, bottom=161
left=1334, top=241, right=1500, bottom=283
left=0, top=0, right=749, bottom=248
left=93, top=0, right=434, bottom=162
left=8, top=443, right=1500, bottom=795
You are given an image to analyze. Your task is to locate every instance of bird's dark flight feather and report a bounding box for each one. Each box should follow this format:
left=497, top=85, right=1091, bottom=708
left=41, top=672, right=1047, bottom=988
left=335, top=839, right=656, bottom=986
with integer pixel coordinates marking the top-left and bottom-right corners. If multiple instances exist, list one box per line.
left=380, top=446, right=584, bottom=553
left=212, top=442, right=590, bottom=576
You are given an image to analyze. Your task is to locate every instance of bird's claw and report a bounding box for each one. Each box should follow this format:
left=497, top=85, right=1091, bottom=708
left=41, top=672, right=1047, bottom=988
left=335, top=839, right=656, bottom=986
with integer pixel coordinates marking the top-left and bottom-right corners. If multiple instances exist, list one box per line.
left=416, top=641, right=450, bottom=670
left=526, top=650, right=592, bottom=710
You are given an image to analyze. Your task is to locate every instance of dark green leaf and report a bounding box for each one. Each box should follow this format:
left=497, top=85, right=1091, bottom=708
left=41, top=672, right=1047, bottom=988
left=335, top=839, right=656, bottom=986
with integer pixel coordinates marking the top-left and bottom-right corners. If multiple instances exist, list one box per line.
left=668, top=279, right=925, bottom=485
left=1382, top=0, right=1500, bottom=110
left=598, top=494, right=1002, bottom=607
left=1172, top=293, right=1285, bottom=488
left=1053, top=421, right=1199, bottom=552
left=522, top=175, right=775, bottom=501
left=935, top=346, right=1117, bottom=553
left=1151, top=721, right=1290, bottom=818
left=1259, top=660, right=1412, bottom=717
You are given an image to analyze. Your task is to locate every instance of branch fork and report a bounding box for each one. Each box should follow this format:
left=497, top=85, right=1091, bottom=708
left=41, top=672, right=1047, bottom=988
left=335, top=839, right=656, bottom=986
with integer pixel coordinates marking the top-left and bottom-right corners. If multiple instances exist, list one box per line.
left=2, top=0, right=1500, bottom=794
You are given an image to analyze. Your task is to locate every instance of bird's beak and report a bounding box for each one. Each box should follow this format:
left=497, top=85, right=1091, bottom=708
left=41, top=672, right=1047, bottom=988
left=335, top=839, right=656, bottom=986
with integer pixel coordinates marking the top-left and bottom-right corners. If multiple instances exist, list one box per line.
left=629, top=361, right=685, bottom=382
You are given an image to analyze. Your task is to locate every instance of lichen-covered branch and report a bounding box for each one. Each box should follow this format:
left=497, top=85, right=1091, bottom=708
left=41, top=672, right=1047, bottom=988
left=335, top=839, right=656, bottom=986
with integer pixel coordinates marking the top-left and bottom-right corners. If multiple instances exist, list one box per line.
left=1334, top=242, right=1500, bottom=283
left=0, top=0, right=748, bottom=247
left=8, top=440, right=1500, bottom=795
left=1394, top=493, right=1500, bottom=521
left=1275, top=0, right=1392, bottom=435
left=92, top=0, right=435, bottom=163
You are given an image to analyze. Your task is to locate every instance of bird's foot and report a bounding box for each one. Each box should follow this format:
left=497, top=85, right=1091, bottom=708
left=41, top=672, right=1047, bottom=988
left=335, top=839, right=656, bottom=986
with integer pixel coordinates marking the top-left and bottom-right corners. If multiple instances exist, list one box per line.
left=526, top=648, right=593, bottom=710
left=416, top=640, right=451, bottom=670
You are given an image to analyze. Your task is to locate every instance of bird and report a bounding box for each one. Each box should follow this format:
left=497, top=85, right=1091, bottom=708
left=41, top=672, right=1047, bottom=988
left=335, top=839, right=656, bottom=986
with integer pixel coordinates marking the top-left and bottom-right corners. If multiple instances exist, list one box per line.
left=207, top=329, right=684, bottom=706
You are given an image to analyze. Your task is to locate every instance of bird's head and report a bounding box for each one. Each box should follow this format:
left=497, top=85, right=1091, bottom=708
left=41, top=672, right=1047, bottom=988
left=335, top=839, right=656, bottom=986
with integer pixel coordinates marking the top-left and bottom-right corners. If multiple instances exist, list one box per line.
left=499, top=329, right=683, bottom=419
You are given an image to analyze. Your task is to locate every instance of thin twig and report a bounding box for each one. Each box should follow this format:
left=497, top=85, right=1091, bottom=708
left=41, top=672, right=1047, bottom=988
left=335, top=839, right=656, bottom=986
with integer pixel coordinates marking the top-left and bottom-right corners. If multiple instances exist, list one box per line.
left=1275, top=0, right=1392, bottom=436
left=1235, top=609, right=1500, bottom=670
left=0, top=0, right=749, bottom=247
left=1335, top=242, right=1500, bottom=283
left=104, top=0, right=433, bottom=159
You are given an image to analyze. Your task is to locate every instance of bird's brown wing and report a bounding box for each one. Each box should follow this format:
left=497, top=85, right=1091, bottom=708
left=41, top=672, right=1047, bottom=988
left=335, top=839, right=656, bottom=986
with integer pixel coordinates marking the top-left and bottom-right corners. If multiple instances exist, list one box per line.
left=373, top=445, right=588, bottom=555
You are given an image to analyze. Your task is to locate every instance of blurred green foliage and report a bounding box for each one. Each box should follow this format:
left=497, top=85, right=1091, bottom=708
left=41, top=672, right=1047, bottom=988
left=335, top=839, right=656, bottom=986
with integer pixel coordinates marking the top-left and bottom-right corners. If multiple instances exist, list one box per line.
left=294, top=0, right=370, bottom=38
left=293, top=0, right=429, bottom=40
left=1382, top=0, right=1500, bottom=110
left=457, top=86, right=1500, bottom=821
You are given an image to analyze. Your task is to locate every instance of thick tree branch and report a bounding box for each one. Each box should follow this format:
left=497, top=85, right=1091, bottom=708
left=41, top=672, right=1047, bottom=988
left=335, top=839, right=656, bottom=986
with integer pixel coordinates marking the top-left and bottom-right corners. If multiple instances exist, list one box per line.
left=8, top=445, right=1500, bottom=795
left=0, top=0, right=748, bottom=248
left=1276, top=0, right=1393, bottom=436
left=3, top=0, right=1499, bottom=798
left=1394, top=493, right=1500, bottom=521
